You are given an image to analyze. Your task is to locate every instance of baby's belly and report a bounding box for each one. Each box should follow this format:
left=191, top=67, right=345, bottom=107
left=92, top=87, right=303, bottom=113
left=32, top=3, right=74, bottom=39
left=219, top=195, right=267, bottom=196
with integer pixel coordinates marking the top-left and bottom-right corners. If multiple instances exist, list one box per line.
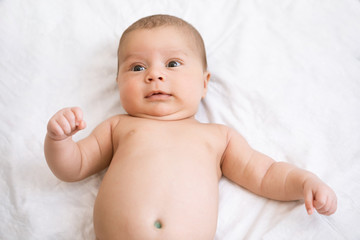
left=93, top=153, right=219, bottom=240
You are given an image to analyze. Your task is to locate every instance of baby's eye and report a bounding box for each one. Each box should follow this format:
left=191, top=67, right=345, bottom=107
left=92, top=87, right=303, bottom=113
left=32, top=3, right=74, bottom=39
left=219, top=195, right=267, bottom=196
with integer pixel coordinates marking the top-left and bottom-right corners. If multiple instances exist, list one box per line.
left=131, top=65, right=146, bottom=72
left=166, top=60, right=181, bottom=68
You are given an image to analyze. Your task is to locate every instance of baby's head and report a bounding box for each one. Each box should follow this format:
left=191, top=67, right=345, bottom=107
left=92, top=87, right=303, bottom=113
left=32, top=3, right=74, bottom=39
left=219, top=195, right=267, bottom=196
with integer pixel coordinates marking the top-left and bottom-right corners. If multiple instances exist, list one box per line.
left=118, top=14, right=207, bottom=71
left=117, top=14, right=210, bottom=120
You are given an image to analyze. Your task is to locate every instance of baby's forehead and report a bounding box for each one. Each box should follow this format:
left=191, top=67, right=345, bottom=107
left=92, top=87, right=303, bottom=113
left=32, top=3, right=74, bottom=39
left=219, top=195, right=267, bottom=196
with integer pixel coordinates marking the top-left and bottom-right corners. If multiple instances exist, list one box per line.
left=121, top=26, right=194, bottom=45
left=119, top=26, right=199, bottom=56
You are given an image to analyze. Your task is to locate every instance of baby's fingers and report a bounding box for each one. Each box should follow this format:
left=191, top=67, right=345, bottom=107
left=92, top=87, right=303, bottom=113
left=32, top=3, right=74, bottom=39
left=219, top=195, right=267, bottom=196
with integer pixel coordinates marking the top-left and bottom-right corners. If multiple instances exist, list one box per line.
left=47, top=107, right=86, bottom=140
left=305, top=182, right=337, bottom=216
left=47, top=118, right=67, bottom=139
left=64, top=107, right=86, bottom=134
left=304, top=189, right=315, bottom=215
left=326, top=197, right=337, bottom=215
left=314, top=195, right=327, bottom=213
left=314, top=193, right=337, bottom=216
left=70, top=107, right=86, bottom=132
left=63, top=108, right=78, bottom=131
left=70, top=107, right=84, bottom=127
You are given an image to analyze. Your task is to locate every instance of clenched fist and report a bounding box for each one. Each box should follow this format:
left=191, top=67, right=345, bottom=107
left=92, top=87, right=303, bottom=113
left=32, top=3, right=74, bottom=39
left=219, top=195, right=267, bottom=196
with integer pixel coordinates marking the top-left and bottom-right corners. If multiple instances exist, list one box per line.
left=47, top=107, right=86, bottom=141
left=303, top=176, right=337, bottom=216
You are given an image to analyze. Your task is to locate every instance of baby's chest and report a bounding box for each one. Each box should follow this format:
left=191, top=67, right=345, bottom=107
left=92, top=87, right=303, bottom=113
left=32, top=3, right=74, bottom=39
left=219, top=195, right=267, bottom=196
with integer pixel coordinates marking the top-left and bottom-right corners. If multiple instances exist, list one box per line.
left=112, top=122, right=226, bottom=177
left=114, top=122, right=226, bottom=156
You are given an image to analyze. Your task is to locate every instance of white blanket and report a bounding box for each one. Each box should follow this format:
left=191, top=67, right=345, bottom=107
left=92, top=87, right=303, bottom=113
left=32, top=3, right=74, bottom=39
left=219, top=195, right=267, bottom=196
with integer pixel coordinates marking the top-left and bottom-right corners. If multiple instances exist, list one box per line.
left=1, top=0, right=360, bottom=239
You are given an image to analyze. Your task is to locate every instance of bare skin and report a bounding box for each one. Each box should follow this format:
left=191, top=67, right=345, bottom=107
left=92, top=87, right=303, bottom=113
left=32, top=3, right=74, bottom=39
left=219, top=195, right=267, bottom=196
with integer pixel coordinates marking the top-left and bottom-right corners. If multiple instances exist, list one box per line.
left=45, top=25, right=337, bottom=240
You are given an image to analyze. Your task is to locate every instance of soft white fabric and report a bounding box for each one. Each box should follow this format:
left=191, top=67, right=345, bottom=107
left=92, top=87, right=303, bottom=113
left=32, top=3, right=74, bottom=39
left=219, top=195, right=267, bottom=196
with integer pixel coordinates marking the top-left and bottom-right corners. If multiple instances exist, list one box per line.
left=1, top=0, right=360, bottom=239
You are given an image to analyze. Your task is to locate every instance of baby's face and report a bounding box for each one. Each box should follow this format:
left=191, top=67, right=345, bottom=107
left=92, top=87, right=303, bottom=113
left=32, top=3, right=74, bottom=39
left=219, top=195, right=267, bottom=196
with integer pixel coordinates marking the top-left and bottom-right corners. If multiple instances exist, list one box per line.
left=117, top=26, right=210, bottom=120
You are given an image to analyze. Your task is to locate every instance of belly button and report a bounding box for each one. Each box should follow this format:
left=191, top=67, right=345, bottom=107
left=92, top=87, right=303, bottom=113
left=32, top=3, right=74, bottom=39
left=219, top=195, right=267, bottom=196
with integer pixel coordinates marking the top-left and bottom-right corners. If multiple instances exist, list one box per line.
left=154, top=220, right=162, bottom=229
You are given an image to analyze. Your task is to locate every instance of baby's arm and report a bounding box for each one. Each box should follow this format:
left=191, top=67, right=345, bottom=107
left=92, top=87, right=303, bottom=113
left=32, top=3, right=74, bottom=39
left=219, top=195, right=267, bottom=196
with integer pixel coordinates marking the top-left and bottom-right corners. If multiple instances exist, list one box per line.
left=44, top=107, right=114, bottom=182
left=221, top=128, right=337, bottom=215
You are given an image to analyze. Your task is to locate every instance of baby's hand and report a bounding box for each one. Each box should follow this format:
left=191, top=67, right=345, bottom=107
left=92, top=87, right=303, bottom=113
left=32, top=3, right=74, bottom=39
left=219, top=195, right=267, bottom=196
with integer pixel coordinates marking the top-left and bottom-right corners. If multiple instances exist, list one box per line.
left=303, top=176, right=337, bottom=216
left=47, top=107, right=86, bottom=141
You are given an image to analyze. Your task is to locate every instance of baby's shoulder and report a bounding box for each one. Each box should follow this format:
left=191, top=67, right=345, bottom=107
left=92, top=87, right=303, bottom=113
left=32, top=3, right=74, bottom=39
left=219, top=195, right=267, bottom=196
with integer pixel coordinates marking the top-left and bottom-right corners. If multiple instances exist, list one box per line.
left=199, top=122, right=231, bottom=139
left=102, top=114, right=130, bottom=129
left=202, top=122, right=228, bottom=131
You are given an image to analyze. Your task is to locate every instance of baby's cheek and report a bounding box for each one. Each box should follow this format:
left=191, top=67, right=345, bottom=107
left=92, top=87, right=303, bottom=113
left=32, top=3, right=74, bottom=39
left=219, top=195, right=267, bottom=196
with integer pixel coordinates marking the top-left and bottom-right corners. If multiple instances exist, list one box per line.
left=120, top=81, right=138, bottom=98
left=119, top=85, right=134, bottom=106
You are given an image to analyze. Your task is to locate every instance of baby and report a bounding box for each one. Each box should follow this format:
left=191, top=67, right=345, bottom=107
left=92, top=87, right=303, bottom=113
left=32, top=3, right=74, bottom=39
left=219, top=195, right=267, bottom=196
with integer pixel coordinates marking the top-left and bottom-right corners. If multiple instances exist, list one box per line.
left=45, top=14, right=337, bottom=239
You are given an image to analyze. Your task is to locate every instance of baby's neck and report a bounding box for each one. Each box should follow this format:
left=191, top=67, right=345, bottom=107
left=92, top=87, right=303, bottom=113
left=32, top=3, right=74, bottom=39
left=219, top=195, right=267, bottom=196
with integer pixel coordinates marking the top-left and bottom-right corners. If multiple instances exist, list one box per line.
left=127, top=113, right=198, bottom=123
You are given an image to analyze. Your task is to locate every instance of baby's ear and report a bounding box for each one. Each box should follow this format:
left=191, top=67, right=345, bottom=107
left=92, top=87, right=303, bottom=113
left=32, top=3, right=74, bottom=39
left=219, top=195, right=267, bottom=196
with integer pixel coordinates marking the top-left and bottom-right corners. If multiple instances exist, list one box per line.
left=202, top=71, right=211, bottom=98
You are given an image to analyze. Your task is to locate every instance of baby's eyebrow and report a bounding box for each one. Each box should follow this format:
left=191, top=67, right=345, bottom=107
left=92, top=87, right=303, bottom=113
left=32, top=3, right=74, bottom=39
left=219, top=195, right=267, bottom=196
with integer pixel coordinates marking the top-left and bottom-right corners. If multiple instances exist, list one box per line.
left=162, top=49, right=189, bottom=58
left=120, top=52, right=145, bottom=64
left=121, top=49, right=189, bottom=63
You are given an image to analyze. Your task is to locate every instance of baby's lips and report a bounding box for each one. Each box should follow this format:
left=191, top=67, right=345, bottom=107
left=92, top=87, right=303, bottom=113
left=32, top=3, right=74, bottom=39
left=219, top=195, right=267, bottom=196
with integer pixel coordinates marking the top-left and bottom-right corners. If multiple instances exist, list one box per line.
left=145, top=90, right=171, bottom=98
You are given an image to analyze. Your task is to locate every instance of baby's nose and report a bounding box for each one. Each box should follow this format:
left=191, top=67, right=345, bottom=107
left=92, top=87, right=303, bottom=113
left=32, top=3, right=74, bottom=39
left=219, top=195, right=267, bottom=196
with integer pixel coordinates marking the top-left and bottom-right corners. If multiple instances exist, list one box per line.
left=145, top=68, right=165, bottom=83
left=146, top=76, right=164, bottom=82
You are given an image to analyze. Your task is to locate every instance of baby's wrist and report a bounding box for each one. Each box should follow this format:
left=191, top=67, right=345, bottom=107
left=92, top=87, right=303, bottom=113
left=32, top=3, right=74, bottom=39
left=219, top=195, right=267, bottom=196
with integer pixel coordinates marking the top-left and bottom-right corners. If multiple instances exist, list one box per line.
left=302, top=173, right=321, bottom=190
left=46, top=132, right=71, bottom=142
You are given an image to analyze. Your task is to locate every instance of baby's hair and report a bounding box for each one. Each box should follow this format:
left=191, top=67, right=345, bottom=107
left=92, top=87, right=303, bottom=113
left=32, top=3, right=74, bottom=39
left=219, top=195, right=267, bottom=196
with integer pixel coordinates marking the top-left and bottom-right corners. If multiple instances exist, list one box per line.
left=117, top=14, right=207, bottom=72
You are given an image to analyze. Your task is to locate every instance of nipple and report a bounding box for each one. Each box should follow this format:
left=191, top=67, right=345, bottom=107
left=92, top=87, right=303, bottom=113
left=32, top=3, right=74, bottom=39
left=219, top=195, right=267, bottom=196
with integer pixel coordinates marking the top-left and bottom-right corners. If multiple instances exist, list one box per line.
left=154, top=220, right=162, bottom=229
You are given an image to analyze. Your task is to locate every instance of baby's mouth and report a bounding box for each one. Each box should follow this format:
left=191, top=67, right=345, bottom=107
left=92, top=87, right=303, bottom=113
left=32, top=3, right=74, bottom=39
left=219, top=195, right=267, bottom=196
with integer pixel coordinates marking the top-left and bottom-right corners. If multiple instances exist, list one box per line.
left=145, top=91, right=172, bottom=99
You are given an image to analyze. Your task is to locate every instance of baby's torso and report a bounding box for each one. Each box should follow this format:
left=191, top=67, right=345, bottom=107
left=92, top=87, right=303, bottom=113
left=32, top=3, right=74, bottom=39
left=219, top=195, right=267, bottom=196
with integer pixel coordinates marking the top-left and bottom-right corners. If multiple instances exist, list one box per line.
left=93, top=115, right=229, bottom=240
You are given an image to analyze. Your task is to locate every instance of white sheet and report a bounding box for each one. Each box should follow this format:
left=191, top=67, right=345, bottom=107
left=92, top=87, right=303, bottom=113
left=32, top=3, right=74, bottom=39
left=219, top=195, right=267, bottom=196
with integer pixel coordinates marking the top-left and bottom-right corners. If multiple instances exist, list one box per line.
left=1, top=0, right=360, bottom=239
